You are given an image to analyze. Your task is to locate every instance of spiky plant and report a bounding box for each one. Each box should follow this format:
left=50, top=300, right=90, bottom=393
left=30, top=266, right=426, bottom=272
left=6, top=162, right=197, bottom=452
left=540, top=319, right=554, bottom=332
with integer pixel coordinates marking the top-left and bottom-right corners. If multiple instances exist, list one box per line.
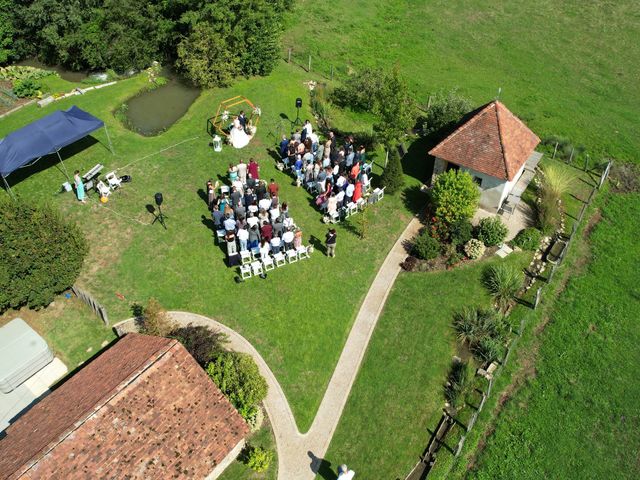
left=452, top=307, right=479, bottom=345
left=540, top=163, right=575, bottom=200
left=472, top=336, right=504, bottom=364
left=444, top=358, right=470, bottom=412
left=482, top=264, right=523, bottom=312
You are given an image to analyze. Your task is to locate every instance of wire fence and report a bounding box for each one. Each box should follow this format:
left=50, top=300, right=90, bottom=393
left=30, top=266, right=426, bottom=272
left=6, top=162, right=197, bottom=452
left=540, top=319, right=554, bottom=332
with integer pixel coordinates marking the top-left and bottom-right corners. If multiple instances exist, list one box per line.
left=404, top=159, right=612, bottom=479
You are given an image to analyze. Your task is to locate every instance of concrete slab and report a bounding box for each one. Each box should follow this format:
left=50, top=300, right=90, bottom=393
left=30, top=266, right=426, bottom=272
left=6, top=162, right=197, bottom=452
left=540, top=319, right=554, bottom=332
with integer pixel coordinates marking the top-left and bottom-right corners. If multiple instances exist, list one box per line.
left=0, top=358, right=68, bottom=431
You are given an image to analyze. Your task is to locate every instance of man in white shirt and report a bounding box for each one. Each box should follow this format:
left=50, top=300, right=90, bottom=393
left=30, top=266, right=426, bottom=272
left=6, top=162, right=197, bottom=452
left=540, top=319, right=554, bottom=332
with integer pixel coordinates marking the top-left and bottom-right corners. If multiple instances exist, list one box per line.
left=270, top=235, right=282, bottom=254
left=258, top=197, right=271, bottom=211
left=237, top=159, right=248, bottom=185
left=336, top=190, right=345, bottom=208
left=237, top=227, right=249, bottom=251
left=346, top=182, right=355, bottom=203
left=282, top=228, right=295, bottom=250
left=223, top=215, right=236, bottom=233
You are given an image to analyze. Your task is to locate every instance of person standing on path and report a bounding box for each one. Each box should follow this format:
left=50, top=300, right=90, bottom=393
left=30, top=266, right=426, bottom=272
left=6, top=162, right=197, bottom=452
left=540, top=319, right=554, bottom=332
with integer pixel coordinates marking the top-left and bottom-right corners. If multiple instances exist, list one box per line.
left=325, top=228, right=337, bottom=258
left=73, top=170, right=86, bottom=203
left=337, top=464, right=355, bottom=479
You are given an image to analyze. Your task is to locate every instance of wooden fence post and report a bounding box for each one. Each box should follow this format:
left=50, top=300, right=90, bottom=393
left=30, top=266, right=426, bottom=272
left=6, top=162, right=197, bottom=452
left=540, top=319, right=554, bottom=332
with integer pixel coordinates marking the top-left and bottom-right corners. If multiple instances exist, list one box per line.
left=330, top=65, right=333, bottom=80
left=533, top=287, right=542, bottom=310
left=308, top=55, right=311, bottom=72
left=568, top=147, right=575, bottom=164
left=552, top=142, right=558, bottom=160
left=288, top=48, right=292, bottom=63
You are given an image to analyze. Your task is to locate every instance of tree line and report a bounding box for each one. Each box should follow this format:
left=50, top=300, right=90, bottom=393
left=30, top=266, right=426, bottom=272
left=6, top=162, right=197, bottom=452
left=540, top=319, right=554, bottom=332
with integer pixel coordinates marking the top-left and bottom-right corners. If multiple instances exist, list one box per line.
left=0, top=0, right=293, bottom=87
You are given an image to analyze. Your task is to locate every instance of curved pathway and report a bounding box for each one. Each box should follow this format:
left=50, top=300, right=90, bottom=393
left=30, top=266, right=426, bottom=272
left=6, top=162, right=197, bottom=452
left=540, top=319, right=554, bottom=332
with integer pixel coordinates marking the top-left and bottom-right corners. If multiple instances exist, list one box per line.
left=169, top=217, right=421, bottom=479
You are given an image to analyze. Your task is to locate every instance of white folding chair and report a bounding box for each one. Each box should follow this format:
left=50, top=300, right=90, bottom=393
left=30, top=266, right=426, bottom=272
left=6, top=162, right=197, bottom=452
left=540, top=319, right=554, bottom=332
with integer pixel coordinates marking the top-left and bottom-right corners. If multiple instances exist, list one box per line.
left=251, top=247, right=261, bottom=261
left=346, top=202, right=357, bottom=217
left=216, top=229, right=226, bottom=244
left=105, top=171, right=122, bottom=190
left=262, top=256, right=275, bottom=271
left=329, top=211, right=340, bottom=223
left=296, top=245, right=310, bottom=260
left=96, top=181, right=111, bottom=197
left=240, top=264, right=252, bottom=280
left=240, top=250, right=252, bottom=265
left=286, top=249, right=298, bottom=263
left=356, top=197, right=366, bottom=210
left=274, top=251, right=286, bottom=267
left=377, top=186, right=385, bottom=201
left=251, top=261, right=264, bottom=276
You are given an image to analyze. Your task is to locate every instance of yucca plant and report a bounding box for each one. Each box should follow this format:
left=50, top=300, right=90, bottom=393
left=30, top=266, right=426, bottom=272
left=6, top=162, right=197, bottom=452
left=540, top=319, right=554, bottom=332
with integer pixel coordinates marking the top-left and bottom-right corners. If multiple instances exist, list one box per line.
left=452, top=307, right=479, bottom=345
left=472, top=336, right=504, bottom=364
left=482, top=264, right=523, bottom=312
left=444, top=358, right=470, bottom=412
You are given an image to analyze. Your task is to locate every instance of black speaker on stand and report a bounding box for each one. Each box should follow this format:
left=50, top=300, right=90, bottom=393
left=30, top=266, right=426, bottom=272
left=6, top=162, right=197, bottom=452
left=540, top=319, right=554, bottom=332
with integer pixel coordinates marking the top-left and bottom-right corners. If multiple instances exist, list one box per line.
left=292, top=97, right=303, bottom=128
left=152, top=192, right=167, bottom=229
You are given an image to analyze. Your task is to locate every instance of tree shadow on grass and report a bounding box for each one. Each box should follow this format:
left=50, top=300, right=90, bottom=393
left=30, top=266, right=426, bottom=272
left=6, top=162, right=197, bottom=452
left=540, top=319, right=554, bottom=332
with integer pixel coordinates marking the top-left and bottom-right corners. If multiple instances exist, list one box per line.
left=402, top=136, right=435, bottom=185
left=401, top=184, right=429, bottom=216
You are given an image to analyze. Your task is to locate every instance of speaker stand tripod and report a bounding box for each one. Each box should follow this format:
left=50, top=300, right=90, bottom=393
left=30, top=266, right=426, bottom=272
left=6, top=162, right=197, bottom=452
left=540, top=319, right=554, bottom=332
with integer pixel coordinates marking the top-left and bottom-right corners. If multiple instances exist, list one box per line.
left=152, top=204, right=168, bottom=229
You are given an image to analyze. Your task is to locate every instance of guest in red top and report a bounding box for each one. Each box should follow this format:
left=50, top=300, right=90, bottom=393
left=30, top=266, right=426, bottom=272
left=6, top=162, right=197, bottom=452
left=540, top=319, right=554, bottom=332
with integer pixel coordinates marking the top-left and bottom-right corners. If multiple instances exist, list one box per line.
left=260, top=221, right=273, bottom=242
left=350, top=162, right=360, bottom=180
left=353, top=181, right=363, bottom=202
left=268, top=178, right=279, bottom=197
left=248, top=158, right=260, bottom=179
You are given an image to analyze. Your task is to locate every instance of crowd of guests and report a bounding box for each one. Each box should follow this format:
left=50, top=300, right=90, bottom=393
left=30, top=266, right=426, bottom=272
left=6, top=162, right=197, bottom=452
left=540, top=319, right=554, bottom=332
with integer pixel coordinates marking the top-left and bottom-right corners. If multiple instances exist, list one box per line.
left=278, top=121, right=372, bottom=218
left=207, top=159, right=303, bottom=266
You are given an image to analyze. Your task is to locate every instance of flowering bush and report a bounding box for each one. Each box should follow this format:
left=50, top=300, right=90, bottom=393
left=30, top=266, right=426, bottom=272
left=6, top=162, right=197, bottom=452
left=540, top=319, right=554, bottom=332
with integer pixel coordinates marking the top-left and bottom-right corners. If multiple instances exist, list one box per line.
left=464, top=239, right=486, bottom=259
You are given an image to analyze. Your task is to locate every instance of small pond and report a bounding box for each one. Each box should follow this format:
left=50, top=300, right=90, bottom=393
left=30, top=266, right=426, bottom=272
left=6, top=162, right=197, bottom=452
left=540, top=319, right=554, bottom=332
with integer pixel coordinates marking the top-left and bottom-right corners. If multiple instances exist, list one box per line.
left=124, top=69, right=201, bottom=136
left=16, top=58, right=88, bottom=83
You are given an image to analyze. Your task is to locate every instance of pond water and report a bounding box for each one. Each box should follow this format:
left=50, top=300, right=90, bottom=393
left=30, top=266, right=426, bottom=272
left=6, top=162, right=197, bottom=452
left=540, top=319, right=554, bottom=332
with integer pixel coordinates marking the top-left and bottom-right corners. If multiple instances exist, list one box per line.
left=16, top=58, right=88, bottom=83
left=124, top=70, right=201, bottom=136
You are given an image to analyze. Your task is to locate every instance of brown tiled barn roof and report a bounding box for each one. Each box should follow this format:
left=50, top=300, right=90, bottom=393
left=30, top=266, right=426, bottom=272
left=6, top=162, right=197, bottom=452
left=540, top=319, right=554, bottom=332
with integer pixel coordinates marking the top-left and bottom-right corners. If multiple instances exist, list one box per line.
left=0, top=333, right=248, bottom=479
left=428, top=101, right=540, bottom=181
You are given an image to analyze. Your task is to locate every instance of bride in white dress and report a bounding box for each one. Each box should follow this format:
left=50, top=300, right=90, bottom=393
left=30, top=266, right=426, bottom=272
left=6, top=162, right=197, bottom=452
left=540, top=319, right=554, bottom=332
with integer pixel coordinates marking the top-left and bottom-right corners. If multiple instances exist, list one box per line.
left=229, top=116, right=251, bottom=149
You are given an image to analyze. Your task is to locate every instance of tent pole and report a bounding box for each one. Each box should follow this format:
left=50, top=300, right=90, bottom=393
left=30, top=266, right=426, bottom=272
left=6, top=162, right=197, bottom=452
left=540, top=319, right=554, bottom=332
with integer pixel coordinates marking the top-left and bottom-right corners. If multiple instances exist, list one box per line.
left=56, top=150, right=71, bottom=182
left=104, top=124, right=115, bottom=155
left=2, top=175, right=16, bottom=200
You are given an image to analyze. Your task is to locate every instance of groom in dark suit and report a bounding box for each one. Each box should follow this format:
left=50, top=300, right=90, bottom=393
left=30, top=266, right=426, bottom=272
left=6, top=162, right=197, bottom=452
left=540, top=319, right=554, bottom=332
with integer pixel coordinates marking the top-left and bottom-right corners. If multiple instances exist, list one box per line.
left=238, top=110, right=247, bottom=132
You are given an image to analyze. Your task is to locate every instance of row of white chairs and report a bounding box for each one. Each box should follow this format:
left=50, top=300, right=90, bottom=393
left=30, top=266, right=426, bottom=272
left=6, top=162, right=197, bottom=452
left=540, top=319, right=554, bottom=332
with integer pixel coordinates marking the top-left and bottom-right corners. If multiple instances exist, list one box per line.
left=324, top=187, right=386, bottom=224
left=239, top=245, right=311, bottom=279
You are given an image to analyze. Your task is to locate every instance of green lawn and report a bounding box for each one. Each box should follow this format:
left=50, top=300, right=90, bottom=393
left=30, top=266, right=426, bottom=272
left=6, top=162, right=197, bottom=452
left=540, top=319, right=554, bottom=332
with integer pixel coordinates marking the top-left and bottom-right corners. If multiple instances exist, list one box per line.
left=464, top=193, right=640, bottom=479
left=286, top=0, right=639, bottom=163
left=219, top=420, right=278, bottom=480
left=0, top=63, right=425, bottom=433
left=316, top=252, right=529, bottom=480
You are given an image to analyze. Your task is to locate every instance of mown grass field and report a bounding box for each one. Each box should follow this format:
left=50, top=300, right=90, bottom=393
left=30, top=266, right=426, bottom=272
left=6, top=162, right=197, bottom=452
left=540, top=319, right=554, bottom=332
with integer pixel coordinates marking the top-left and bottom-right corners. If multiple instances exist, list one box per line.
left=0, top=63, right=424, bottom=433
left=464, top=193, right=640, bottom=479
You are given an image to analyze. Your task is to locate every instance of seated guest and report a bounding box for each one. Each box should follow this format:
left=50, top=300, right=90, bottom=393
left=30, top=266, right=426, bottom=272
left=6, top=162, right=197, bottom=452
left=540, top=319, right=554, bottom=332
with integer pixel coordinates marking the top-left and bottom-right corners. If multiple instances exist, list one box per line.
left=270, top=234, right=282, bottom=254
left=294, top=228, right=303, bottom=249
left=273, top=216, right=284, bottom=237
left=345, top=181, right=355, bottom=204
left=247, top=213, right=259, bottom=228
left=268, top=178, right=279, bottom=197
left=260, top=239, right=271, bottom=261
left=260, top=221, right=273, bottom=242
left=258, top=208, right=269, bottom=225
left=282, top=228, right=295, bottom=250
left=248, top=224, right=261, bottom=249
left=223, top=214, right=236, bottom=233
left=237, top=226, right=249, bottom=251
left=353, top=180, right=363, bottom=203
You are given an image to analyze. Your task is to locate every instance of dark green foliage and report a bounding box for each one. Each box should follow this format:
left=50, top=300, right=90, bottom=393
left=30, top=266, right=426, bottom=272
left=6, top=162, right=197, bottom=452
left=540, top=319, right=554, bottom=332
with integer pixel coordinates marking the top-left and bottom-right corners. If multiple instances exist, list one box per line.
left=412, top=230, right=441, bottom=260
left=453, top=306, right=509, bottom=364
left=431, top=170, right=480, bottom=226
left=512, top=227, right=542, bottom=251
left=449, top=218, right=473, bottom=246
left=0, top=199, right=88, bottom=311
left=421, top=89, right=473, bottom=137
left=444, top=358, right=470, bottom=411
left=476, top=217, right=508, bottom=247
left=331, top=68, right=383, bottom=111
left=0, top=0, right=15, bottom=63
left=12, top=78, right=40, bottom=97
left=380, top=147, right=405, bottom=194
left=170, top=323, right=228, bottom=366
left=471, top=336, right=504, bottom=364
left=206, top=351, right=268, bottom=421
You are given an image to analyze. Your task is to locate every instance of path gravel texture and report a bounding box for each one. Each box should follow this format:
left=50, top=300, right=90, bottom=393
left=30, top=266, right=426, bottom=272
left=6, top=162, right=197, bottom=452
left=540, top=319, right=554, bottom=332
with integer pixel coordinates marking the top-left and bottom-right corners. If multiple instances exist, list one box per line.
left=163, top=217, right=421, bottom=479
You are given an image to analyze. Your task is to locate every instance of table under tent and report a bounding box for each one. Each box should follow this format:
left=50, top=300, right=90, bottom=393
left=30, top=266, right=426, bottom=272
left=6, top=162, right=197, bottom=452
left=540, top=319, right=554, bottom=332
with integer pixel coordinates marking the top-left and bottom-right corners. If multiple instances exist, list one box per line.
left=0, top=105, right=113, bottom=198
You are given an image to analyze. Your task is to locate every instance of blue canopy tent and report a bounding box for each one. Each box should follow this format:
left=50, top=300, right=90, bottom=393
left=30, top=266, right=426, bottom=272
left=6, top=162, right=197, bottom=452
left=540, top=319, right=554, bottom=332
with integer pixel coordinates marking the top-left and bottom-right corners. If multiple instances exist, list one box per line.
left=0, top=106, right=113, bottom=197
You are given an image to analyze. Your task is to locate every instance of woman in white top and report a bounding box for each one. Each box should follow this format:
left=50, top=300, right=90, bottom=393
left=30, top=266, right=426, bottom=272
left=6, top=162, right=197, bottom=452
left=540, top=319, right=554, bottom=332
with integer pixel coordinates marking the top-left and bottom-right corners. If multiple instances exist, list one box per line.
left=260, top=239, right=271, bottom=261
left=327, top=194, right=338, bottom=215
left=246, top=215, right=259, bottom=228
left=282, top=229, right=295, bottom=250
left=258, top=209, right=269, bottom=224
left=270, top=235, right=282, bottom=254
left=269, top=207, right=280, bottom=221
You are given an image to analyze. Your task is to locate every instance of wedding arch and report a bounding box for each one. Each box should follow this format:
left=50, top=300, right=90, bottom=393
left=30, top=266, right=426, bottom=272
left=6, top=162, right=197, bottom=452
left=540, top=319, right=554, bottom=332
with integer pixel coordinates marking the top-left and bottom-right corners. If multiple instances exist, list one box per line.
left=206, top=96, right=261, bottom=139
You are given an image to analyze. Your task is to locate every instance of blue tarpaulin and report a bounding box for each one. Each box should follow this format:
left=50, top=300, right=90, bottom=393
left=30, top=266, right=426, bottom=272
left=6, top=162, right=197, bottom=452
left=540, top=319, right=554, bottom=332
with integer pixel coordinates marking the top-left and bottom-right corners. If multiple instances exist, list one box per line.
left=0, top=106, right=106, bottom=178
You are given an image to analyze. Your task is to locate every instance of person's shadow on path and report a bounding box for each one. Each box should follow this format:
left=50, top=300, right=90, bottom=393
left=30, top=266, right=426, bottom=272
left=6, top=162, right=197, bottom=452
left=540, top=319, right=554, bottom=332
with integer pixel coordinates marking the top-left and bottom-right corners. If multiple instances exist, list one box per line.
left=308, top=451, right=336, bottom=480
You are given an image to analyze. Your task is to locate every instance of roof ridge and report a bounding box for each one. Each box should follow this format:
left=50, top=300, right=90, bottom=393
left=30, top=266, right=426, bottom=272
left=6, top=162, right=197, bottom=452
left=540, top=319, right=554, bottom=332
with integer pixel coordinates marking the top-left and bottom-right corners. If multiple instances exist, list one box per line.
left=14, top=336, right=179, bottom=479
left=428, top=101, right=496, bottom=155
left=494, top=102, right=510, bottom=179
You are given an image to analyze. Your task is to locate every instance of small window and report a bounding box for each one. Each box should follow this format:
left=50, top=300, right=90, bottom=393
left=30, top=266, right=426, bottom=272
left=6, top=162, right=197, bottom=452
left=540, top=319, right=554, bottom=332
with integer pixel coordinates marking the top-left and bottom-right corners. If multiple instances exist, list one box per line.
left=473, top=176, right=483, bottom=187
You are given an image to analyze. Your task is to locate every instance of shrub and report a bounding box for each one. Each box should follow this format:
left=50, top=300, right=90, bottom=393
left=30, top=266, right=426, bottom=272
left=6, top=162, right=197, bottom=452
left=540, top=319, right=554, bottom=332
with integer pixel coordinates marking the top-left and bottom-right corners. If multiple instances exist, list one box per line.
left=0, top=199, right=88, bottom=311
left=331, top=68, right=383, bottom=111
left=140, top=298, right=175, bottom=337
left=170, top=323, right=228, bottom=366
left=206, top=351, right=268, bottom=421
left=444, top=358, right=470, bottom=411
left=412, top=231, right=441, bottom=260
left=380, top=147, right=405, bottom=194
left=452, top=307, right=501, bottom=345
left=0, top=65, right=57, bottom=81
left=431, top=170, right=480, bottom=226
left=482, top=264, right=522, bottom=312
left=512, top=227, right=542, bottom=251
left=477, top=217, right=508, bottom=247
left=242, top=444, right=274, bottom=472
left=449, top=218, right=473, bottom=246
left=421, top=89, right=473, bottom=137
left=400, top=255, right=419, bottom=272
left=464, top=239, right=486, bottom=260
left=472, top=336, right=504, bottom=364
left=12, top=78, right=41, bottom=98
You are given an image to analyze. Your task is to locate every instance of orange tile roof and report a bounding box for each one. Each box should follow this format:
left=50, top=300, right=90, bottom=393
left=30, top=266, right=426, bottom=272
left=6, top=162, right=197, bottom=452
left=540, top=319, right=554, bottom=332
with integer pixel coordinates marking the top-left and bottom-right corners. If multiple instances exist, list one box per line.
left=428, top=101, right=540, bottom=181
left=0, top=333, right=249, bottom=480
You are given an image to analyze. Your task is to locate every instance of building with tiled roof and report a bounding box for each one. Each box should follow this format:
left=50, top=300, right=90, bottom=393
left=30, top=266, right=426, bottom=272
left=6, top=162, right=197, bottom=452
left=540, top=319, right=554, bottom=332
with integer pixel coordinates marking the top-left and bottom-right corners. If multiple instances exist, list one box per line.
left=428, top=100, right=541, bottom=211
left=0, top=333, right=249, bottom=480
